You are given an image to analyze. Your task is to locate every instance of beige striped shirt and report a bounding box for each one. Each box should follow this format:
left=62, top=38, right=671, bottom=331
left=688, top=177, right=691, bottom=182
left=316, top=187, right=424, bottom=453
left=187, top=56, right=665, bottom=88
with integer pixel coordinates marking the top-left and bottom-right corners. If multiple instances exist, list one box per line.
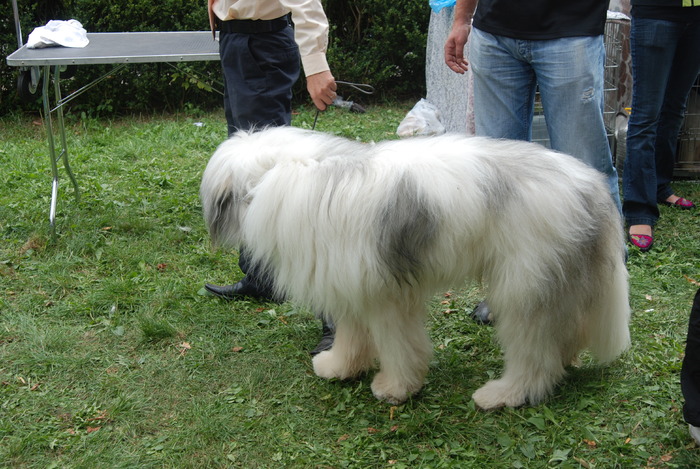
left=211, top=0, right=330, bottom=76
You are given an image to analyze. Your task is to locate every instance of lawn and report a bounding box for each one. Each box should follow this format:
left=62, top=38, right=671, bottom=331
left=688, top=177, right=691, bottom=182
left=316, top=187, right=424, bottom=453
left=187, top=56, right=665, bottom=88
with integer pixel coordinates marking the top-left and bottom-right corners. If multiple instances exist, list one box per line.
left=1, top=104, right=699, bottom=468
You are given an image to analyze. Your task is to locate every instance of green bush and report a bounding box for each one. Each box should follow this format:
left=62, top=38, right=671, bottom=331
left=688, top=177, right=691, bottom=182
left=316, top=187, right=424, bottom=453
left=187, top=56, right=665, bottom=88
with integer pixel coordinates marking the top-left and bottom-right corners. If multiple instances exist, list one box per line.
left=0, top=0, right=50, bottom=114
left=324, top=0, right=429, bottom=102
left=0, top=0, right=221, bottom=117
left=0, top=0, right=429, bottom=116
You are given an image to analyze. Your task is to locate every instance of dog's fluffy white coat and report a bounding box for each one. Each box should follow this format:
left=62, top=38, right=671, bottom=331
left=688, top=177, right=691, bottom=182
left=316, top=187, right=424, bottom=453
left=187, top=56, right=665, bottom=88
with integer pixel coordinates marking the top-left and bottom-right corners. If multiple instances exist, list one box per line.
left=201, top=126, right=630, bottom=409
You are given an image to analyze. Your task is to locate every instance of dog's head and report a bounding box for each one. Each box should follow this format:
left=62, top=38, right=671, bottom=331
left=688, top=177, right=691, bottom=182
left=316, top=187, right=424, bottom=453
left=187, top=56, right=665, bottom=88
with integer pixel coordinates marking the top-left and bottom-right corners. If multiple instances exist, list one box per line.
left=200, top=129, right=270, bottom=247
left=200, top=126, right=331, bottom=248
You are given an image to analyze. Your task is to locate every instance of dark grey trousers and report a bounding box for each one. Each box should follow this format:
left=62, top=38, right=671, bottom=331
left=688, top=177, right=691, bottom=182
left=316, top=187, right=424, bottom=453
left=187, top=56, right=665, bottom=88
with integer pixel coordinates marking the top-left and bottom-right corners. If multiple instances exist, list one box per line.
left=682, top=288, right=700, bottom=426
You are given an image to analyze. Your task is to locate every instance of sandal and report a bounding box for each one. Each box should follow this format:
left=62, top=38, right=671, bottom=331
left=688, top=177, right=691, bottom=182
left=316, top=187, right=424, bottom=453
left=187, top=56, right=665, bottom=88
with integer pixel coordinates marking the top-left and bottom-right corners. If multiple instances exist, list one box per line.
left=661, top=197, right=695, bottom=210
left=628, top=233, right=653, bottom=252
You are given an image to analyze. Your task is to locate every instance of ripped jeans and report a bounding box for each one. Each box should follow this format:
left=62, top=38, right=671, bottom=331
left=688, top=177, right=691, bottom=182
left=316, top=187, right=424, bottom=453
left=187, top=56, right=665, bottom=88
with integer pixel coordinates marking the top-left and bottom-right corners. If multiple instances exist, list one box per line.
left=469, top=28, right=621, bottom=211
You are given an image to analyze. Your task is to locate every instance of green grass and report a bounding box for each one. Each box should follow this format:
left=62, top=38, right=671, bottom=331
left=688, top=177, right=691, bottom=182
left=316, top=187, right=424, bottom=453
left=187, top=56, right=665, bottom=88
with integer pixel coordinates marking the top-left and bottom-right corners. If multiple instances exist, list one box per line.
left=1, top=104, right=700, bottom=468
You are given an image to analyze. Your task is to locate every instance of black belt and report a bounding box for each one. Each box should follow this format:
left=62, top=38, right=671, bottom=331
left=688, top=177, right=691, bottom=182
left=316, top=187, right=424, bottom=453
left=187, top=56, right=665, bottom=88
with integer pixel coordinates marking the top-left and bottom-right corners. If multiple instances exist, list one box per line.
left=219, top=15, right=289, bottom=34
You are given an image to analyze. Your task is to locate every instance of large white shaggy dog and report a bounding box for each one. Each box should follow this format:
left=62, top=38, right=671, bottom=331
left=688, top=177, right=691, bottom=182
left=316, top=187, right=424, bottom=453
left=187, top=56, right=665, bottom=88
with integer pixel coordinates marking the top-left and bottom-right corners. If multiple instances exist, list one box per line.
left=200, top=126, right=630, bottom=410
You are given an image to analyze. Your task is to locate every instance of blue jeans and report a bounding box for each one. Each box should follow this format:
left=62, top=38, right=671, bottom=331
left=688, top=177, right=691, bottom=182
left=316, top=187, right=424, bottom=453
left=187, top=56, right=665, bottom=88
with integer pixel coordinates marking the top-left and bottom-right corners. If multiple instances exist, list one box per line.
left=622, top=17, right=700, bottom=227
left=469, top=27, right=622, bottom=212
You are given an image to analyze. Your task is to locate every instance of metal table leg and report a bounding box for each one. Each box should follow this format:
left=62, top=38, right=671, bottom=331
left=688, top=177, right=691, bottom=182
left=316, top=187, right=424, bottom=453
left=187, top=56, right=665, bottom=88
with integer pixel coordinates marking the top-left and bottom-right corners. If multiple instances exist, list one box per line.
left=41, top=65, right=80, bottom=236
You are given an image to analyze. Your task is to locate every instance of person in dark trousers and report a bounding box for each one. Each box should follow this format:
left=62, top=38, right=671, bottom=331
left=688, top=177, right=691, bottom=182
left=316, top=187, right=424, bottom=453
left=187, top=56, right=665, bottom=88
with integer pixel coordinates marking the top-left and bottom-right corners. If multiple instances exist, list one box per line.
left=622, top=0, right=699, bottom=253
left=204, top=0, right=337, bottom=355
left=682, top=288, right=700, bottom=445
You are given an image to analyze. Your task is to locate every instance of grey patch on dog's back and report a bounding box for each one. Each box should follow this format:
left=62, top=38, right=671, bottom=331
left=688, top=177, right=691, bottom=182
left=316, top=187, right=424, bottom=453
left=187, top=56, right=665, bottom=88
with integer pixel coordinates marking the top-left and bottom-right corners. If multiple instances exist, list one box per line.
left=472, top=157, right=520, bottom=215
left=377, top=173, right=439, bottom=285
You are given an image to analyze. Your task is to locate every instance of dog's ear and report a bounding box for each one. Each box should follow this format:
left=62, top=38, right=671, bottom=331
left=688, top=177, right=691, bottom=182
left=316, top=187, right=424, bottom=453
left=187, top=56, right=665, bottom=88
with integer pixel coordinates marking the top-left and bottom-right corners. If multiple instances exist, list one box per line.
left=203, top=188, right=244, bottom=249
left=208, top=191, right=232, bottom=248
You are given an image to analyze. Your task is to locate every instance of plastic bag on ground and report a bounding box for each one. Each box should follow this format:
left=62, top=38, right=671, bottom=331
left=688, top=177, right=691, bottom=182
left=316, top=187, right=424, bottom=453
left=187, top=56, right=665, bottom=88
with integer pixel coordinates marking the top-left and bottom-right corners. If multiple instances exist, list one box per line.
left=396, top=98, right=446, bottom=138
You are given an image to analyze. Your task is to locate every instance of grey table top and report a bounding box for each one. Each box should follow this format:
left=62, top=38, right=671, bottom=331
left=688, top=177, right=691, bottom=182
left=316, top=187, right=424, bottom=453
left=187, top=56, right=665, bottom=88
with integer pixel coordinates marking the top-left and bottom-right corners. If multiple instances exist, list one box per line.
left=6, top=31, right=220, bottom=66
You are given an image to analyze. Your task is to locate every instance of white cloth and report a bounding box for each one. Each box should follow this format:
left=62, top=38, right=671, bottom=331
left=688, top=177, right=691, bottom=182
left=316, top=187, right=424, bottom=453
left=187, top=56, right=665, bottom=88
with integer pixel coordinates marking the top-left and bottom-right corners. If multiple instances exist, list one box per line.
left=27, top=20, right=89, bottom=49
left=425, top=7, right=474, bottom=134
left=607, top=10, right=631, bottom=21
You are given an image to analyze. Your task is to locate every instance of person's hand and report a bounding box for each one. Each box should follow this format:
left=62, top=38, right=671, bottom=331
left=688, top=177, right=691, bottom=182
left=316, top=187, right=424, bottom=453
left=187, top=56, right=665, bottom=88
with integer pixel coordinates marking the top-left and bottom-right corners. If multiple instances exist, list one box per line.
left=444, top=23, right=471, bottom=74
left=306, top=71, right=337, bottom=111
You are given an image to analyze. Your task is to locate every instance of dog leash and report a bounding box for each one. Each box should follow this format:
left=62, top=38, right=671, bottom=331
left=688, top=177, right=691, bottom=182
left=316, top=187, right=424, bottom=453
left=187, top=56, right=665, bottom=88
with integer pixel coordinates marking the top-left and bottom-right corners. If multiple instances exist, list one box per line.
left=312, top=80, right=375, bottom=130
left=335, top=80, right=375, bottom=95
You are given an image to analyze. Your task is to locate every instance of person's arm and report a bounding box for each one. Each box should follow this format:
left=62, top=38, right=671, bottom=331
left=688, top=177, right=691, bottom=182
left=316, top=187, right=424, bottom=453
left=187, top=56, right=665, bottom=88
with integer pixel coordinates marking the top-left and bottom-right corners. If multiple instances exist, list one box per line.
left=444, top=0, right=478, bottom=74
left=283, top=0, right=337, bottom=110
left=208, top=0, right=217, bottom=38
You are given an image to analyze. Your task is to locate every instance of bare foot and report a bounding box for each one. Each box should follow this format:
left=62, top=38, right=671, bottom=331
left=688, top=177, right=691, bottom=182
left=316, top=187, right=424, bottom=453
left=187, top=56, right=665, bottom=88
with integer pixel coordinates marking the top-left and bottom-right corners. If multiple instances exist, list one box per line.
left=629, top=224, right=652, bottom=237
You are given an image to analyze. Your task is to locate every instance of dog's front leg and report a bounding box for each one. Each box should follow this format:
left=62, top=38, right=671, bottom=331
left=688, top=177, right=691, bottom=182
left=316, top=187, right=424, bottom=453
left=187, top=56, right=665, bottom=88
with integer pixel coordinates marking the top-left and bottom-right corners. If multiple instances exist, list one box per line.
left=367, top=303, right=432, bottom=405
left=312, top=317, right=376, bottom=380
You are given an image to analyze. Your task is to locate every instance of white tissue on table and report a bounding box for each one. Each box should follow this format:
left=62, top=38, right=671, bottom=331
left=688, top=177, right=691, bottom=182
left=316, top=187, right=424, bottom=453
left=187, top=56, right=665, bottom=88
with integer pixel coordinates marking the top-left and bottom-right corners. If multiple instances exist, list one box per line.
left=27, top=19, right=89, bottom=49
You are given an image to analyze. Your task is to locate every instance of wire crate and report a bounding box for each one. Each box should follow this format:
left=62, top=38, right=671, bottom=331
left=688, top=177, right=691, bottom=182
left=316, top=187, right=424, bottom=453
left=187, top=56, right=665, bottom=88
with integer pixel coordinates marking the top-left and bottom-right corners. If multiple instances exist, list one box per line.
left=676, top=75, right=700, bottom=176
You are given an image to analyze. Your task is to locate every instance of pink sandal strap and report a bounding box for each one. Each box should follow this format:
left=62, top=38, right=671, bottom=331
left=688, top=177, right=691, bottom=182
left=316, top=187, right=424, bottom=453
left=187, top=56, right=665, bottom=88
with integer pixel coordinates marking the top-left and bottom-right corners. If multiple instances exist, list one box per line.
left=674, top=197, right=695, bottom=208
left=629, top=233, right=653, bottom=250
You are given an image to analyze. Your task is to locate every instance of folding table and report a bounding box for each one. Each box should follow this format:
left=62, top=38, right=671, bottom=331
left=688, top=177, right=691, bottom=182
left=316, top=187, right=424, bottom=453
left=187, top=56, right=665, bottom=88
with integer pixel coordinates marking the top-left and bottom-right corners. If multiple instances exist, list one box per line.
left=6, top=31, right=220, bottom=235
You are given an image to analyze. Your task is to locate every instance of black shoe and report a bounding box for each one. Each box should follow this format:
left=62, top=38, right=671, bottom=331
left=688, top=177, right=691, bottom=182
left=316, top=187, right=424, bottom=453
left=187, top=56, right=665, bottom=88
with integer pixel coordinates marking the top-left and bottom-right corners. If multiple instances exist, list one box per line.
left=309, top=321, right=335, bottom=356
left=471, top=301, right=493, bottom=325
left=204, top=280, right=277, bottom=302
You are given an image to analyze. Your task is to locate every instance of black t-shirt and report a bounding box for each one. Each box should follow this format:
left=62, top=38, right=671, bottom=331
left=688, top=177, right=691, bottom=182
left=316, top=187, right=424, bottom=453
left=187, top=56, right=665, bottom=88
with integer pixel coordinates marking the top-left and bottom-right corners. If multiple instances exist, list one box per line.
left=632, top=0, right=700, bottom=21
left=472, top=0, right=609, bottom=40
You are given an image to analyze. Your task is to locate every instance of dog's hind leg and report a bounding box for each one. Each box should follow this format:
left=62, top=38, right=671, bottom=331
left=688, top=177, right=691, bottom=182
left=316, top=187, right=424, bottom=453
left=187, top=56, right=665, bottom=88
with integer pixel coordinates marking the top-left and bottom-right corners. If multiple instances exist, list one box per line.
left=312, top=316, right=376, bottom=380
left=368, top=301, right=433, bottom=405
left=471, top=345, right=566, bottom=410
left=586, top=261, right=631, bottom=362
left=472, top=299, right=573, bottom=410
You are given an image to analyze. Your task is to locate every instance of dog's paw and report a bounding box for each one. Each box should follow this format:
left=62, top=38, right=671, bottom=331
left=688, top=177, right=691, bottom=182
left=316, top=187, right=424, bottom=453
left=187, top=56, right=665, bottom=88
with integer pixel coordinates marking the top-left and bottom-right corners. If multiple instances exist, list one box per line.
left=312, top=350, right=346, bottom=380
left=370, top=371, right=421, bottom=405
left=472, top=379, right=527, bottom=410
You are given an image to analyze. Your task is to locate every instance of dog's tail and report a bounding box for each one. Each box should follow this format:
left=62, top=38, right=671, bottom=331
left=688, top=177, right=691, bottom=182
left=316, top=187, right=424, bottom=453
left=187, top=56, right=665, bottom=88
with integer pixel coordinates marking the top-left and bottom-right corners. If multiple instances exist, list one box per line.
left=587, top=248, right=631, bottom=363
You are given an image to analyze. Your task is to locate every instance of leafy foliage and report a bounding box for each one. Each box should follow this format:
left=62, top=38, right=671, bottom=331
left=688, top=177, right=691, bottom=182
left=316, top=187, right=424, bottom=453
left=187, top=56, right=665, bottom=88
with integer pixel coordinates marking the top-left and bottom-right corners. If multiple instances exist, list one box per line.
left=0, top=0, right=429, bottom=116
left=323, top=0, right=429, bottom=101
